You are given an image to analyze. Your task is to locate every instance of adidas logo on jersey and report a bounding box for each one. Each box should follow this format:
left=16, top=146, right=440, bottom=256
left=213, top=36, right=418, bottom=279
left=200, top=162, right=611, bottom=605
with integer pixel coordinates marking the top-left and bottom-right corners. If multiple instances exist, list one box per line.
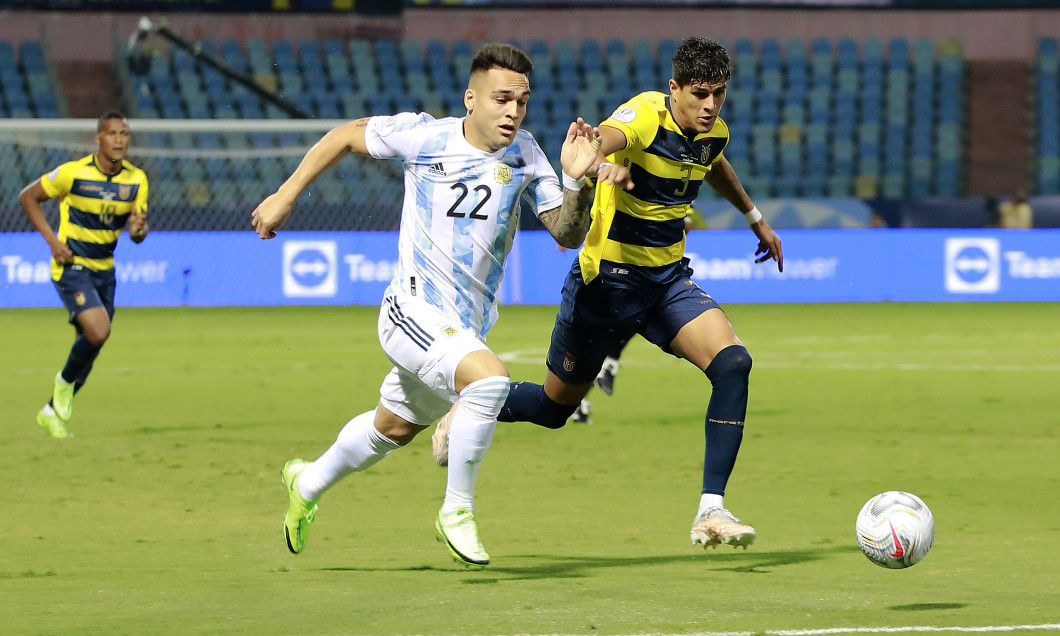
left=427, top=162, right=447, bottom=176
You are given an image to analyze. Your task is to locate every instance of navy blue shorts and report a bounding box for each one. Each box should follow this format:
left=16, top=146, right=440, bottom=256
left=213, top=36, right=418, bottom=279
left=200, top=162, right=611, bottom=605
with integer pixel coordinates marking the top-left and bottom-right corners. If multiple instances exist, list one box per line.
left=546, top=258, right=721, bottom=385
left=53, top=264, right=116, bottom=325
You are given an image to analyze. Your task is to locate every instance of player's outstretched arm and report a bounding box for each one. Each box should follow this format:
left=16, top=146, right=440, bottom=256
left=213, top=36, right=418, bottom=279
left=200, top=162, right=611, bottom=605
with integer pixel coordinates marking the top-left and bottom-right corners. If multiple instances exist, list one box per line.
left=539, top=120, right=597, bottom=247
left=540, top=120, right=635, bottom=248
left=252, top=117, right=372, bottom=239
left=705, top=156, right=783, bottom=271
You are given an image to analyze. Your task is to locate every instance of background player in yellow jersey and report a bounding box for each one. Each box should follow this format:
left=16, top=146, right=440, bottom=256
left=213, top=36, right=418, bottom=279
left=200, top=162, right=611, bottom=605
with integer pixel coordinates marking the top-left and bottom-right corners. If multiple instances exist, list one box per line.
left=19, top=111, right=149, bottom=438
left=492, top=37, right=782, bottom=549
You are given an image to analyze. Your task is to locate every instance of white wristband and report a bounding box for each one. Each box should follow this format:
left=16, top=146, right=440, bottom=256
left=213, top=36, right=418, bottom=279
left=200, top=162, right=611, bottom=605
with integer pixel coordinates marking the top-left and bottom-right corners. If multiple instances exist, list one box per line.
left=562, top=172, right=586, bottom=191
left=742, top=206, right=763, bottom=225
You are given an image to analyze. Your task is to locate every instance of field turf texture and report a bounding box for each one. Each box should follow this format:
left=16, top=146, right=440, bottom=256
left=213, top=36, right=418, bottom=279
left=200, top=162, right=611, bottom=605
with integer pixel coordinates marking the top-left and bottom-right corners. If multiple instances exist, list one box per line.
left=2, top=303, right=1057, bottom=635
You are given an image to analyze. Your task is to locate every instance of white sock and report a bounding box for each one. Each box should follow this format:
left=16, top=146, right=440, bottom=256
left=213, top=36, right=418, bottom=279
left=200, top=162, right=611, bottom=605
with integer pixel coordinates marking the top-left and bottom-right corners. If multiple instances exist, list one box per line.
left=42, top=404, right=56, bottom=416
left=441, top=376, right=510, bottom=514
left=699, top=493, right=724, bottom=516
left=297, top=409, right=400, bottom=502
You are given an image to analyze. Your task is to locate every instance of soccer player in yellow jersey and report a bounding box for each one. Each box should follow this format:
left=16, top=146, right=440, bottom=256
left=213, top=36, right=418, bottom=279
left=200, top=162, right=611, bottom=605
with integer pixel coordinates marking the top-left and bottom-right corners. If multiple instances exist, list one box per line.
left=19, top=111, right=150, bottom=438
left=495, top=37, right=782, bottom=549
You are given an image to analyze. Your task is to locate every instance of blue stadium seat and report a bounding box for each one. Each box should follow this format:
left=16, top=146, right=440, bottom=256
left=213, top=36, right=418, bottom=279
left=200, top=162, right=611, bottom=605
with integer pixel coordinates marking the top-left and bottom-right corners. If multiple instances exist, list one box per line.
left=760, top=39, right=781, bottom=71
left=759, top=69, right=783, bottom=97
left=299, top=40, right=322, bottom=68
left=807, top=88, right=831, bottom=125
left=888, top=38, right=910, bottom=71
left=881, top=173, right=905, bottom=198
left=0, top=41, right=14, bottom=65
left=913, top=38, right=935, bottom=71
left=781, top=103, right=805, bottom=126
left=656, top=38, right=677, bottom=77
left=837, top=39, right=858, bottom=71
left=754, top=93, right=779, bottom=124
left=605, top=38, right=626, bottom=60
left=751, top=123, right=777, bottom=179
left=18, top=41, right=46, bottom=74
left=857, top=122, right=880, bottom=160
left=727, top=88, right=753, bottom=124
left=580, top=40, right=603, bottom=75
left=863, top=38, right=883, bottom=66
left=1038, top=37, right=1058, bottom=58
left=401, top=40, right=424, bottom=76
left=831, top=137, right=855, bottom=178
left=528, top=39, right=549, bottom=62
left=802, top=176, right=827, bottom=198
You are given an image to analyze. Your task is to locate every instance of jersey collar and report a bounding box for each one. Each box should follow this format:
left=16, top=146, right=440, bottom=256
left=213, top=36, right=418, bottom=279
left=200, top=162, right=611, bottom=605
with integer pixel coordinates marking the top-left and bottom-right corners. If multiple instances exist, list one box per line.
left=90, top=154, right=125, bottom=179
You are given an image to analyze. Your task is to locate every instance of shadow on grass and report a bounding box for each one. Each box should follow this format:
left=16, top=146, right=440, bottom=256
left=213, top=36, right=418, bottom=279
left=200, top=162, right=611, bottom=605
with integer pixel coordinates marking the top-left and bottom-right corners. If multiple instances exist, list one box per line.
left=317, top=545, right=852, bottom=581
left=889, top=603, right=968, bottom=611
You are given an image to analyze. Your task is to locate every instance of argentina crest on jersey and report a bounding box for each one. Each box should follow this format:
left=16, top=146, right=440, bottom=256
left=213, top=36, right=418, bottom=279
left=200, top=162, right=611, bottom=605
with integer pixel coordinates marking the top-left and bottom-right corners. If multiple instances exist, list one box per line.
left=495, top=164, right=512, bottom=184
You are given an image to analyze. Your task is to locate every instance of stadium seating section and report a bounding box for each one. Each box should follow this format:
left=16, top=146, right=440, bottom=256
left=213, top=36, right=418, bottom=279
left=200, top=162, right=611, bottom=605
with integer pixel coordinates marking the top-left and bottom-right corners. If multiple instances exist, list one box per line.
left=1035, top=37, right=1060, bottom=195
left=1, top=35, right=1057, bottom=227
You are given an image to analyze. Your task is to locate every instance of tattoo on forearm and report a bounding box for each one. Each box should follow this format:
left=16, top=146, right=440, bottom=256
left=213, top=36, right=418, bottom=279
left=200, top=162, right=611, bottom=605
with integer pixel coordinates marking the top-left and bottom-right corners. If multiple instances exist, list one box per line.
left=540, top=187, right=592, bottom=248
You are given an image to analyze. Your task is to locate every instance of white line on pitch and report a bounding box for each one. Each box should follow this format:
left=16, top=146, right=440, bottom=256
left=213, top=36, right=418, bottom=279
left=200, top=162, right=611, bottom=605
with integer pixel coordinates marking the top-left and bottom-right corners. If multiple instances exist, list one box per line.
left=544, top=623, right=1060, bottom=636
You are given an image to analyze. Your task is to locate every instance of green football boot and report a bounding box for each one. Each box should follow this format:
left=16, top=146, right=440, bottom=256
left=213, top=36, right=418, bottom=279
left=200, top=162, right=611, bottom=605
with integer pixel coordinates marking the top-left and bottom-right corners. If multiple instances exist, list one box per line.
left=36, top=408, right=70, bottom=439
left=51, top=372, right=75, bottom=422
left=280, top=459, right=318, bottom=554
left=435, top=507, right=489, bottom=568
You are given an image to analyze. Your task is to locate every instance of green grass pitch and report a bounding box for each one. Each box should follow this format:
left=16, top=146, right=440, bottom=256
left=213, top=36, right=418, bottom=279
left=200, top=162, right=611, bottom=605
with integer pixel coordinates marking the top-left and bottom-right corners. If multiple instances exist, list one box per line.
left=2, top=303, right=1058, bottom=635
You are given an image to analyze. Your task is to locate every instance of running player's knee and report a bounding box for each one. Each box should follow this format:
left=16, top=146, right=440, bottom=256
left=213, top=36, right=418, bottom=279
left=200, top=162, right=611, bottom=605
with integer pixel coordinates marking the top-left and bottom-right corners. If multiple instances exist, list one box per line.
left=705, top=345, right=752, bottom=384
left=535, top=395, right=578, bottom=429
left=84, top=325, right=110, bottom=346
left=459, top=376, right=512, bottom=418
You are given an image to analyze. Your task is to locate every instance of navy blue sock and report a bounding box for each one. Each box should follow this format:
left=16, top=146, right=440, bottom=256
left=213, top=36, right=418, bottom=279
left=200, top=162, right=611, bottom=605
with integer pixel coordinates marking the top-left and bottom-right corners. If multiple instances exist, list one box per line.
left=61, top=335, right=102, bottom=385
left=74, top=363, right=93, bottom=394
left=607, top=335, right=631, bottom=359
left=702, top=345, right=752, bottom=495
left=498, top=381, right=578, bottom=429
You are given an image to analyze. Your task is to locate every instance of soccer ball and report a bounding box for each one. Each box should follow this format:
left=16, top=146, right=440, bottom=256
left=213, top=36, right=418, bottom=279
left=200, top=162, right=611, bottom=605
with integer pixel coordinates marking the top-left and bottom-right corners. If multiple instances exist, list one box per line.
left=855, top=491, right=934, bottom=569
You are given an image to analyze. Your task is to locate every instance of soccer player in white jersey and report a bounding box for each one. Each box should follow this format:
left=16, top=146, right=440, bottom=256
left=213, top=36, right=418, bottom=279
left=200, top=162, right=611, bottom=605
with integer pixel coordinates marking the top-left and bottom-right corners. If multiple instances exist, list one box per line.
left=251, top=43, right=630, bottom=568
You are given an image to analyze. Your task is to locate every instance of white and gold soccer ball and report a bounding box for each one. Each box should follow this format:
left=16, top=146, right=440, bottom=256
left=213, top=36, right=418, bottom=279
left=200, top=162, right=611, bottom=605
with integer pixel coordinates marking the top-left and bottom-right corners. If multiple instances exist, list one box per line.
left=855, top=491, right=934, bottom=569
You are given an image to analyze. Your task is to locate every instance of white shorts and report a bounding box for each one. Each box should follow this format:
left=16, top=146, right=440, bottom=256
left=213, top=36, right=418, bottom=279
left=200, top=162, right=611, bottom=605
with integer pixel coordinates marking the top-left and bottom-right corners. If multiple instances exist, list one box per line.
left=376, top=289, right=489, bottom=426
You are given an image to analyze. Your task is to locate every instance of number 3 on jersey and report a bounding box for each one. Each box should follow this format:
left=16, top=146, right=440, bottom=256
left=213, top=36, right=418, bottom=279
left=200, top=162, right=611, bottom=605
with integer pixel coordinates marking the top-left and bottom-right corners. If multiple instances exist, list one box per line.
left=447, top=183, right=492, bottom=220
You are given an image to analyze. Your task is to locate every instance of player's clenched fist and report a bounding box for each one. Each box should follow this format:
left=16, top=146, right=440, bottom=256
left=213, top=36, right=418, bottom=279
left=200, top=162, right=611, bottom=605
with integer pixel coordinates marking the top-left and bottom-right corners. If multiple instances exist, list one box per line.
left=251, top=193, right=294, bottom=240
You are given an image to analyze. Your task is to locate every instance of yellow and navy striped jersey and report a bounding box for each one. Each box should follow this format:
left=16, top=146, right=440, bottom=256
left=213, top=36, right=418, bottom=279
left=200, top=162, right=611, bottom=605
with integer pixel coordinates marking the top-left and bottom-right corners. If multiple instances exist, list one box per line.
left=579, top=91, right=728, bottom=283
left=40, top=154, right=149, bottom=280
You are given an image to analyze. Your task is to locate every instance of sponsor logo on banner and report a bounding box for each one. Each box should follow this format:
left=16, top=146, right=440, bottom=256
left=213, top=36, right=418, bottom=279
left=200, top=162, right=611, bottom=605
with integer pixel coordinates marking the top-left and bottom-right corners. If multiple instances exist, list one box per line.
left=1, top=255, right=51, bottom=284
left=945, top=238, right=999, bottom=293
left=283, top=241, right=337, bottom=297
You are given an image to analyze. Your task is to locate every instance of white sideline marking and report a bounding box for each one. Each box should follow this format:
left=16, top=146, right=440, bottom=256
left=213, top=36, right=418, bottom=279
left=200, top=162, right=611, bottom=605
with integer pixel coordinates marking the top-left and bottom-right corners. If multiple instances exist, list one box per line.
left=496, top=348, right=548, bottom=364
left=755, top=362, right=1060, bottom=373
left=763, top=624, right=1060, bottom=635
left=495, top=348, right=1060, bottom=373
left=625, top=625, right=1060, bottom=636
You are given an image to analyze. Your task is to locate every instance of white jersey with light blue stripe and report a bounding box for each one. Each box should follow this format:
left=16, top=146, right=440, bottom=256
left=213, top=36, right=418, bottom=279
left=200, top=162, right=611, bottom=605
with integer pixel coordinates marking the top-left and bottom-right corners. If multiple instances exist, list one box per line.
left=365, top=113, right=564, bottom=338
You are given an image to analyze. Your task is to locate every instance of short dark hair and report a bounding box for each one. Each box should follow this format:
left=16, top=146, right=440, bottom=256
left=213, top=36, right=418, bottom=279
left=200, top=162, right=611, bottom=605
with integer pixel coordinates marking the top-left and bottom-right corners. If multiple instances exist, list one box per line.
left=672, top=38, right=732, bottom=87
left=470, top=43, right=533, bottom=77
left=97, top=110, right=127, bottom=132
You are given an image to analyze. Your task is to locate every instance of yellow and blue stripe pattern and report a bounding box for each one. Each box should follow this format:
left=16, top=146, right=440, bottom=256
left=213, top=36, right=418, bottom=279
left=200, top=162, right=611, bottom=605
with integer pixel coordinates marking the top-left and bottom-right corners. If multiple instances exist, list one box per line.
left=580, top=91, right=728, bottom=283
left=39, top=155, right=149, bottom=280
